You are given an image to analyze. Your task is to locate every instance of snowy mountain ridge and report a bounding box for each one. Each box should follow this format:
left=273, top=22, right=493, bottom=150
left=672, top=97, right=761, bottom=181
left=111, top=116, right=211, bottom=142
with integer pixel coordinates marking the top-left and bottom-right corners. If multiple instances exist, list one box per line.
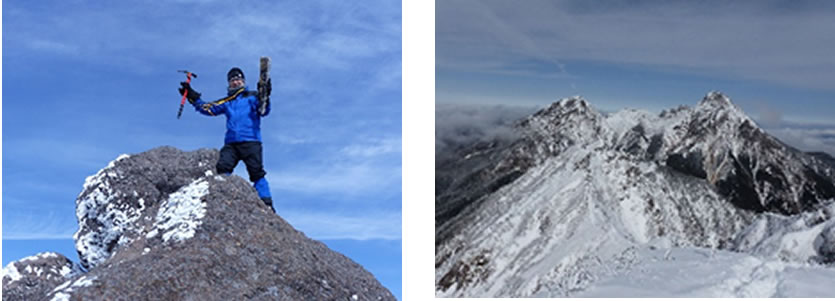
left=435, top=92, right=835, bottom=297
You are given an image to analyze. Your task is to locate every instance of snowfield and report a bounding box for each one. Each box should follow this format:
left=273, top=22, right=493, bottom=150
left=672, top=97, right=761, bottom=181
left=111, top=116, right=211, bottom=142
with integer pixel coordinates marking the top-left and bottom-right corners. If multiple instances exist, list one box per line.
left=578, top=246, right=835, bottom=298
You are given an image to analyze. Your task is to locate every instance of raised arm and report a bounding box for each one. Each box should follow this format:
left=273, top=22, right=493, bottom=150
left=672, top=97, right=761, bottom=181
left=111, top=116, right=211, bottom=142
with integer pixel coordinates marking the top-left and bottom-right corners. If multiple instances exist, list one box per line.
left=179, top=82, right=226, bottom=116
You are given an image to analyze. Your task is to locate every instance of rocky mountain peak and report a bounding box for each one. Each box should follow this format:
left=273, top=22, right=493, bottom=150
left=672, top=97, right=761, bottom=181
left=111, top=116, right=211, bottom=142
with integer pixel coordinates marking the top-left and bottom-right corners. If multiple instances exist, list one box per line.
left=533, top=96, right=599, bottom=121
left=700, top=90, right=732, bottom=105
left=3, top=146, right=395, bottom=301
left=520, top=96, right=604, bottom=151
left=690, top=91, right=757, bottom=133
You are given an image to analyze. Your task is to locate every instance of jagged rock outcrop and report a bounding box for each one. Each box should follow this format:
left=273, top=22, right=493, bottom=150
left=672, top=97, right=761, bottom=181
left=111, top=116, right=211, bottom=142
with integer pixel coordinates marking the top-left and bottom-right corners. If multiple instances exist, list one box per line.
left=3, top=146, right=395, bottom=301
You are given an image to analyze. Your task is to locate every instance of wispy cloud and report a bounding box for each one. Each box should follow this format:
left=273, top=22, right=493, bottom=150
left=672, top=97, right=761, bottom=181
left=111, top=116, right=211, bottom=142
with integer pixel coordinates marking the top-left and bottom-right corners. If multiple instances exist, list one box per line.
left=264, top=134, right=401, bottom=202
left=5, top=2, right=399, bottom=78
left=281, top=210, right=401, bottom=240
left=341, top=138, right=401, bottom=157
left=268, top=161, right=401, bottom=198
left=2, top=210, right=77, bottom=240
left=188, top=2, right=400, bottom=72
left=25, top=38, right=80, bottom=55
left=3, top=138, right=125, bottom=172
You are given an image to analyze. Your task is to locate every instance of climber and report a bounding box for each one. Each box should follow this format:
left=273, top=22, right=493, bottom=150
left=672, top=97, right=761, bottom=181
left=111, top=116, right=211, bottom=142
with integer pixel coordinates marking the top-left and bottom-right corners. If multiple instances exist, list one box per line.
left=178, top=67, right=275, bottom=213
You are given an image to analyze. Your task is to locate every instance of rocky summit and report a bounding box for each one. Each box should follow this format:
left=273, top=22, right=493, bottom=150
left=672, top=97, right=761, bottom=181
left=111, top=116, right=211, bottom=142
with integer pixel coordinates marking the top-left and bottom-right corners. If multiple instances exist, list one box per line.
left=2, top=146, right=395, bottom=301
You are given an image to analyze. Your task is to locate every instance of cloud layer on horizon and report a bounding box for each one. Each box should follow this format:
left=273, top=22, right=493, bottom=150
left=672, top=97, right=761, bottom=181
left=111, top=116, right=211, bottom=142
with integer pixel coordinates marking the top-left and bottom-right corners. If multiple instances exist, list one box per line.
left=436, top=101, right=835, bottom=159
left=435, top=103, right=537, bottom=158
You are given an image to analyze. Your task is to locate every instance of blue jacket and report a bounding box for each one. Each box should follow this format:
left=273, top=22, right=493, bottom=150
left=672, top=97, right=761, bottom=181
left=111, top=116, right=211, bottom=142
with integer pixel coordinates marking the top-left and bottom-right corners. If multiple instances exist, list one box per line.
left=192, top=86, right=271, bottom=144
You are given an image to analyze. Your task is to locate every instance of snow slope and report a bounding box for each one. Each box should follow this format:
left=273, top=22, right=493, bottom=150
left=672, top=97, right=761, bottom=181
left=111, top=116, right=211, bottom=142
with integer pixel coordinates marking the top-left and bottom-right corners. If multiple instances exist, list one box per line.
left=578, top=246, right=835, bottom=298
left=436, top=140, right=753, bottom=297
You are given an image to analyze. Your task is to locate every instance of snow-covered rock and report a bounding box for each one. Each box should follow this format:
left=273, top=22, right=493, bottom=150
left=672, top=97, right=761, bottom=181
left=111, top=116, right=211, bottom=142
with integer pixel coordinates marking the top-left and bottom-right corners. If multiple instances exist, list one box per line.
left=5, top=146, right=395, bottom=301
left=435, top=92, right=835, bottom=297
left=73, top=147, right=218, bottom=269
left=1, top=252, right=82, bottom=301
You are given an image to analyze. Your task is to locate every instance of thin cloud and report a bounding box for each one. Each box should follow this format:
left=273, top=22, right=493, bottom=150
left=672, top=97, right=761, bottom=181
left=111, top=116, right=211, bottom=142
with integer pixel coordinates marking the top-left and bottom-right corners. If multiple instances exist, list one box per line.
left=192, top=2, right=400, bottom=72
left=341, top=138, right=401, bottom=157
left=280, top=210, right=401, bottom=240
left=268, top=162, right=401, bottom=198
left=26, top=38, right=80, bottom=55
left=3, top=138, right=125, bottom=172
left=2, top=210, right=77, bottom=240
left=437, top=0, right=835, bottom=90
left=273, top=134, right=316, bottom=145
left=5, top=2, right=400, bottom=76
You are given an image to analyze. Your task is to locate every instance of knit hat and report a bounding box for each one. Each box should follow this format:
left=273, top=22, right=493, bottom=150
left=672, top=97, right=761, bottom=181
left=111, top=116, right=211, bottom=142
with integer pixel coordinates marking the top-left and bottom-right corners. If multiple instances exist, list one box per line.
left=227, top=67, right=245, bottom=81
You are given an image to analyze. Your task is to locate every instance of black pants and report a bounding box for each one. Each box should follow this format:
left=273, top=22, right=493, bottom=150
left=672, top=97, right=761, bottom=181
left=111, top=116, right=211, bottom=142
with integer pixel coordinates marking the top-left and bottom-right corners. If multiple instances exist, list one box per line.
left=217, top=141, right=266, bottom=182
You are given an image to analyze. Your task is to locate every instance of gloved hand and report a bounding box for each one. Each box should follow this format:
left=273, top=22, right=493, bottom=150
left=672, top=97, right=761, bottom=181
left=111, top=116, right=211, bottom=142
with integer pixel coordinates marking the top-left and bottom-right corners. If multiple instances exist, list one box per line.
left=257, top=78, right=272, bottom=97
left=179, top=82, right=201, bottom=104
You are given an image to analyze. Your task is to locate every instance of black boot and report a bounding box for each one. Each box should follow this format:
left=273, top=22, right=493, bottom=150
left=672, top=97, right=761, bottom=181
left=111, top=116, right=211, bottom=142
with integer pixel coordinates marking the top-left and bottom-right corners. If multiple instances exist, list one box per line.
left=261, top=197, right=275, bottom=213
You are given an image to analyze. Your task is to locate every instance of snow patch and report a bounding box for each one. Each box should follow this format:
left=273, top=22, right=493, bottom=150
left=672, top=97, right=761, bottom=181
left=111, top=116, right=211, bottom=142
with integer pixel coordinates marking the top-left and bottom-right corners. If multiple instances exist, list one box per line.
left=151, top=178, right=210, bottom=242
left=50, top=275, right=97, bottom=301
left=3, top=262, right=23, bottom=283
left=59, top=265, right=73, bottom=277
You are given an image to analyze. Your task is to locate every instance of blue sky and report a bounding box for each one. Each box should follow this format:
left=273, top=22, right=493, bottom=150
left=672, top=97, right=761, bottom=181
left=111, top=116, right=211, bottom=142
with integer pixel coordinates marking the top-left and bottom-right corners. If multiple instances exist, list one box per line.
left=437, top=0, right=835, bottom=156
left=2, top=1, right=400, bottom=298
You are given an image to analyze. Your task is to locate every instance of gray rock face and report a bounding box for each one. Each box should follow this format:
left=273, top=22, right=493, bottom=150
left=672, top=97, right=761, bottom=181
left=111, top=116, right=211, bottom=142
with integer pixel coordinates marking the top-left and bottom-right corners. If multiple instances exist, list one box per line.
left=4, top=146, right=395, bottom=301
left=2, top=252, right=82, bottom=301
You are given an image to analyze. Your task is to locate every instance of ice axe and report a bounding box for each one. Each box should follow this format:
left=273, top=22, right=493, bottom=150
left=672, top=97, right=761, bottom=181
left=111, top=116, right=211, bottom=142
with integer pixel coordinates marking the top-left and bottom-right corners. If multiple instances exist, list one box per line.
left=177, top=70, right=197, bottom=119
